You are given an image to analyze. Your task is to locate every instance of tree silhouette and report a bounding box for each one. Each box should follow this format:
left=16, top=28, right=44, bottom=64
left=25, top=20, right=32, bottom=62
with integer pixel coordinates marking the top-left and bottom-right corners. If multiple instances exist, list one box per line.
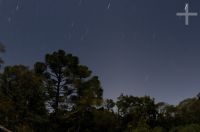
left=34, top=50, right=103, bottom=114
left=0, top=49, right=199, bottom=131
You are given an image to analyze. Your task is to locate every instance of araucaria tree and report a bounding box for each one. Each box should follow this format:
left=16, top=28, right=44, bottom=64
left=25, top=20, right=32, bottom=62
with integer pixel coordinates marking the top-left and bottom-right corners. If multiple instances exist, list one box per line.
left=34, top=50, right=103, bottom=114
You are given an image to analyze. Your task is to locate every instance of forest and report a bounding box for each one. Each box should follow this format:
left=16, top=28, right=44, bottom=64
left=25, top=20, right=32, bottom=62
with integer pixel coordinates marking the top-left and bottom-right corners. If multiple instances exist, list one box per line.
left=0, top=48, right=200, bottom=132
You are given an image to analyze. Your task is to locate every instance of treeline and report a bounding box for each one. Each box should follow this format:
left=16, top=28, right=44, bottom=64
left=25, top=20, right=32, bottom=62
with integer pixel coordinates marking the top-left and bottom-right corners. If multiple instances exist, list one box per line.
left=0, top=50, right=200, bottom=132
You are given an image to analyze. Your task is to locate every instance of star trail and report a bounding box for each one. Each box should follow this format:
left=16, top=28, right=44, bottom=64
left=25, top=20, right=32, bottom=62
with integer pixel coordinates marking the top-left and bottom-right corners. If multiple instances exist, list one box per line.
left=0, top=0, right=200, bottom=104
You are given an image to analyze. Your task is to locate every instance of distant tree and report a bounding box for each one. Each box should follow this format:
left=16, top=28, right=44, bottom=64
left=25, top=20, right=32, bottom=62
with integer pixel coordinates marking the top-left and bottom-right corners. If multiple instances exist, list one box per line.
left=116, top=94, right=157, bottom=130
left=104, top=99, right=115, bottom=112
left=156, top=102, right=177, bottom=130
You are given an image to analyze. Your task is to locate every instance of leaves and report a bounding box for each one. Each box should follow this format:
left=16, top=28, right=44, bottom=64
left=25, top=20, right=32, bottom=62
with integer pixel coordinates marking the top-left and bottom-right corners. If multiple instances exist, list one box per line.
left=0, top=49, right=199, bottom=131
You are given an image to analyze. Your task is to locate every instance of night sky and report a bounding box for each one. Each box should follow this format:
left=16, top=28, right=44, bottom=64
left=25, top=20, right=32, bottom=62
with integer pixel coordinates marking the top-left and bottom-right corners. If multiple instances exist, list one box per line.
left=0, top=0, right=200, bottom=105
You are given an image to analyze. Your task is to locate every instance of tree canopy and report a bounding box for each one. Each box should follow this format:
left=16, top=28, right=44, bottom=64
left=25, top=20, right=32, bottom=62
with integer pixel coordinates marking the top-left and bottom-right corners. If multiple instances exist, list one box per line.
left=0, top=49, right=199, bottom=132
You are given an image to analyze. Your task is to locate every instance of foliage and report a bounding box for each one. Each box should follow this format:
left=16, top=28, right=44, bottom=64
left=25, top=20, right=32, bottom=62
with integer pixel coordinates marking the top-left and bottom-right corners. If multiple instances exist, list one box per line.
left=34, top=50, right=103, bottom=114
left=0, top=65, right=48, bottom=131
left=0, top=49, right=199, bottom=131
left=116, top=94, right=157, bottom=130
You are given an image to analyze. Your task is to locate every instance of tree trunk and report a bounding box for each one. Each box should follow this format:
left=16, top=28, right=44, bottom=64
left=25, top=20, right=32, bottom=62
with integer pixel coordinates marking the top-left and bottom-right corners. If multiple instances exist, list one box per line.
left=55, top=76, right=61, bottom=113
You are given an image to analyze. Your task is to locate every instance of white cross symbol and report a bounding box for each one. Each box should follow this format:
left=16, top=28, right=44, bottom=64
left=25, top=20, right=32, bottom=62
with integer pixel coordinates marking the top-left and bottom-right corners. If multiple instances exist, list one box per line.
left=176, top=3, right=198, bottom=25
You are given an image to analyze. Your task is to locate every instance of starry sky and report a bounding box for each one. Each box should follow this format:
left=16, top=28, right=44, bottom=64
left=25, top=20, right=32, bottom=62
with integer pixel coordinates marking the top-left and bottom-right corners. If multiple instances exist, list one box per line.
left=0, top=0, right=200, bottom=105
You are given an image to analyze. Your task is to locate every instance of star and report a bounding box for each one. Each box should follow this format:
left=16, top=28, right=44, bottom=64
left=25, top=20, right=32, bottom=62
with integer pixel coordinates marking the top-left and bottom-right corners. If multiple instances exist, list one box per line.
left=107, top=0, right=112, bottom=10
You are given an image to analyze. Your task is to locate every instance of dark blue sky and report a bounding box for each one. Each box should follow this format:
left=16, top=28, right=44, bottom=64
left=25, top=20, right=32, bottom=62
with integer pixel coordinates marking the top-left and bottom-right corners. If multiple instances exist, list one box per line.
left=0, top=0, right=200, bottom=105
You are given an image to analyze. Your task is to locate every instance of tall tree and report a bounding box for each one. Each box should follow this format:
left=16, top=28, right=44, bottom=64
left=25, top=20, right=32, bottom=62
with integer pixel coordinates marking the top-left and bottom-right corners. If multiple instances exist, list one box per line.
left=34, top=50, right=103, bottom=114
